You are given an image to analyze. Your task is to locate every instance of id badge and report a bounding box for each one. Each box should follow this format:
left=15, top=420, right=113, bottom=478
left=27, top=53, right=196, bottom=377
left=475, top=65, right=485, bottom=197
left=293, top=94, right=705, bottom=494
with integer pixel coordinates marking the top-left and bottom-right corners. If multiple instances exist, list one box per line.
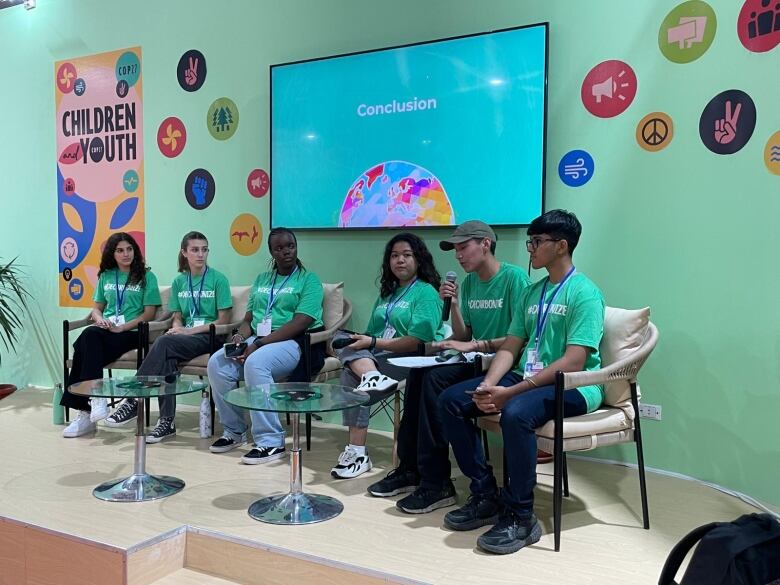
left=382, top=325, right=396, bottom=339
left=191, top=319, right=205, bottom=328
left=257, top=317, right=272, bottom=337
left=524, top=349, right=544, bottom=377
left=109, top=314, right=125, bottom=326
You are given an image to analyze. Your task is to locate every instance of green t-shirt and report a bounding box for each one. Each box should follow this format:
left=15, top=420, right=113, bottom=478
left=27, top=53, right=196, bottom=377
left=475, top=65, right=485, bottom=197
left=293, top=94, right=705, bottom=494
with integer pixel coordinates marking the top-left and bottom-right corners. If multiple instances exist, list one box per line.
left=365, top=280, right=445, bottom=342
left=248, top=268, right=324, bottom=333
left=93, top=268, right=161, bottom=323
left=168, top=267, right=232, bottom=327
left=460, top=262, right=531, bottom=341
left=507, top=272, right=605, bottom=413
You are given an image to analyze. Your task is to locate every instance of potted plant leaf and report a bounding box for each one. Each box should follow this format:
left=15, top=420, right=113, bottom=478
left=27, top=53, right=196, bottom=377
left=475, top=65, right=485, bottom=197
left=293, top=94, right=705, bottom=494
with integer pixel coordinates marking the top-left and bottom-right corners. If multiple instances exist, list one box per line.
left=0, top=257, right=30, bottom=399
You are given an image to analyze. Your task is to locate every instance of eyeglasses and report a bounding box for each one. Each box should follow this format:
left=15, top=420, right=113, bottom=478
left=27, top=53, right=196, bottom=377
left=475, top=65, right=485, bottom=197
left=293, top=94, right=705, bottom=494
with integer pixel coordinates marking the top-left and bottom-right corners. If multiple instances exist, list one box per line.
left=525, top=237, right=561, bottom=251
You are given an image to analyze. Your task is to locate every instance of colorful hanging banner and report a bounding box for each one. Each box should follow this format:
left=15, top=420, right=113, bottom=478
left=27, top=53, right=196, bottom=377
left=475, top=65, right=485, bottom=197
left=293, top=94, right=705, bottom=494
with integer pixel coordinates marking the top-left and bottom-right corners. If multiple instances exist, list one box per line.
left=55, top=47, right=144, bottom=307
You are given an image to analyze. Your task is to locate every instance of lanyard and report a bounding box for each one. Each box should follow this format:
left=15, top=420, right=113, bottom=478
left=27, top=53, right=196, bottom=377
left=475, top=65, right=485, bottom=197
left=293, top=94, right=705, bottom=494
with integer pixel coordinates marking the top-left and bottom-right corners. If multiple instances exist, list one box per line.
left=115, top=270, right=127, bottom=315
left=534, top=266, right=576, bottom=350
left=384, top=279, right=417, bottom=328
left=265, top=267, right=298, bottom=317
left=187, top=266, right=209, bottom=320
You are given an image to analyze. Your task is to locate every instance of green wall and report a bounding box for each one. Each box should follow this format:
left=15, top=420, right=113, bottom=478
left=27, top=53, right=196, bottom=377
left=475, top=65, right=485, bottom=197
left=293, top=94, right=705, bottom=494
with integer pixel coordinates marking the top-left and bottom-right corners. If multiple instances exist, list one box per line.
left=1, top=0, right=778, bottom=507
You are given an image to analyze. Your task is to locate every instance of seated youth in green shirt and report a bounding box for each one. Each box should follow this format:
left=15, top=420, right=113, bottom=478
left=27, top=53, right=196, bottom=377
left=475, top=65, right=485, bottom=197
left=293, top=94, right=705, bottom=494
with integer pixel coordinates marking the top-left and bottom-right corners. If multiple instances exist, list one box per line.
left=330, top=233, right=444, bottom=480
left=369, top=220, right=531, bottom=513
left=105, top=231, right=232, bottom=443
left=61, top=232, right=161, bottom=438
left=207, top=227, right=326, bottom=465
left=439, top=209, right=605, bottom=555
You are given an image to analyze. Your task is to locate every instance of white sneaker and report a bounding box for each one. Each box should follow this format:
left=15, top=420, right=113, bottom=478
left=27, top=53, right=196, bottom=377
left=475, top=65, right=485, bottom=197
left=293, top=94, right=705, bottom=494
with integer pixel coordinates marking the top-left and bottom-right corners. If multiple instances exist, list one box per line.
left=331, top=445, right=372, bottom=479
left=63, top=410, right=97, bottom=438
left=356, top=371, right=398, bottom=394
left=89, top=397, right=109, bottom=422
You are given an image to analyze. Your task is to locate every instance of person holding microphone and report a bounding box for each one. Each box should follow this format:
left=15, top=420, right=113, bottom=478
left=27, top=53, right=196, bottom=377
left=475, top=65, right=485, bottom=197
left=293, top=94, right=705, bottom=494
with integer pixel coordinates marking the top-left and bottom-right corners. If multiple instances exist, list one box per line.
left=368, top=221, right=530, bottom=516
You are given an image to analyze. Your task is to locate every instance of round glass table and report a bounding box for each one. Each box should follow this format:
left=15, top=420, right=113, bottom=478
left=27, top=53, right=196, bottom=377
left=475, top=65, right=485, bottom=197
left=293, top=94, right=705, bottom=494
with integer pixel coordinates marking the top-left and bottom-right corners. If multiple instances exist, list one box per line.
left=225, top=382, right=368, bottom=525
left=69, top=375, right=206, bottom=502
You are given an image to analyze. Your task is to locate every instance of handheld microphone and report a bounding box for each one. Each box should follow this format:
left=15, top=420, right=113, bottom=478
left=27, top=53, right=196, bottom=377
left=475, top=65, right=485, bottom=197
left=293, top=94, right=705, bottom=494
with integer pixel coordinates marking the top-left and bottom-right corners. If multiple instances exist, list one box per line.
left=442, top=271, right=458, bottom=321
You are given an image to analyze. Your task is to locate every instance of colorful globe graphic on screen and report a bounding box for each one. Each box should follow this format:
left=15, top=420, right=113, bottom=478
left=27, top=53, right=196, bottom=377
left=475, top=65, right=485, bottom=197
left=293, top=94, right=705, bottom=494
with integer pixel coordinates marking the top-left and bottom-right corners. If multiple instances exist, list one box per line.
left=339, top=161, right=454, bottom=227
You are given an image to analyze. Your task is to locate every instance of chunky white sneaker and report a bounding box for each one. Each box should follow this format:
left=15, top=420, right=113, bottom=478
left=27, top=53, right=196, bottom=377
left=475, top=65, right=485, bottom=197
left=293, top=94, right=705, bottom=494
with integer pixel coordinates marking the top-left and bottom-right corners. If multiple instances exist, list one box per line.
left=356, top=371, right=398, bottom=394
left=89, top=397, right=109, bottom=422
left=330, top=445, right=372, bottom=479
left=63, top=410, right=97, bottom=438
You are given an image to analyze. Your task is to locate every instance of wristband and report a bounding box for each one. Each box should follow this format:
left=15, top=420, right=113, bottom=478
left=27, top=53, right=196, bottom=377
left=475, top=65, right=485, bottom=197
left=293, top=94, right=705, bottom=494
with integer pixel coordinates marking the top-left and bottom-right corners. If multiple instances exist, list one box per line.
left=526, top=377, right=538, bottom=388
left=252, top=336, right=264, bottom=348
left=369, top=336, right=377, bottom=351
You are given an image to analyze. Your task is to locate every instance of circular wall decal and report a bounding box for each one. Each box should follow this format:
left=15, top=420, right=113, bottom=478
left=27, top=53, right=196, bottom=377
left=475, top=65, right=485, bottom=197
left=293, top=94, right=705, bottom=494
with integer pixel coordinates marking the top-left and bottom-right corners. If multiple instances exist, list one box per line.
left=230, top=214, right=262, bottom=256
left=699, top=89, right=756, bottom=154
left=185, top=169, right=216, bottom=210
left=581, top=60, right=637, bottom=118
left=738, top=0, right=780, bottom=53
left=636, top=112, right=674, bottom=152
left=63, top=177, right=76, bottom=195
left=207, top=97, right=239, bottom=140
left=62, top=268, right=73, bottom=282
left=247, top=169, right=270, bottom=198
left=123, top=170, right=139, bottom=193
left=558, top=150, right=594, bottom=187
left=157, top=117, right=187, bottom=158
left=765, top=131, right=780, bottom=174
left=659, top=1, right=717, bottom=63
left=177, top=50, right=207, bottom=92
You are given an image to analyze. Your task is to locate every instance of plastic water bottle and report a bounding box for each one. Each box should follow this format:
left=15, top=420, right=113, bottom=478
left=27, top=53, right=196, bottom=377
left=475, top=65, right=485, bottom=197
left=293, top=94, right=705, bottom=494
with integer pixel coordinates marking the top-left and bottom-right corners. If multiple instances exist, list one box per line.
left=199, top=390, right=211, bottom=438
left=52, top=384, right=65, bottom=424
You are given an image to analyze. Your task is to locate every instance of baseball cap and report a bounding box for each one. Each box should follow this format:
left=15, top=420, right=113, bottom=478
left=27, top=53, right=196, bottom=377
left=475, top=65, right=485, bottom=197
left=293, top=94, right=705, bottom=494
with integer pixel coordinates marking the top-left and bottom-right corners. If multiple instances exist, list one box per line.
left=439, top=220, right=497, bottom=251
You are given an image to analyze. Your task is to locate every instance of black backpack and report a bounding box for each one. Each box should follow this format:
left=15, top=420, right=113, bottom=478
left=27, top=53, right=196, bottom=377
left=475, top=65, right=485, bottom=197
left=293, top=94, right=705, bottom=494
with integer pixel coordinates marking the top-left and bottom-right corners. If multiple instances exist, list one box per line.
left=659, top=513, right=780, bottom=585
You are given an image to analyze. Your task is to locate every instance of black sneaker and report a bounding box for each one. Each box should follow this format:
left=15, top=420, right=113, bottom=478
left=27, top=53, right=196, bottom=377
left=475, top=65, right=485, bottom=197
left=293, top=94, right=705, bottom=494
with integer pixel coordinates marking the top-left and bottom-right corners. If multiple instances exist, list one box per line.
left=367, top=467, right=419, bottom=497
left=146, top=417, right=176, bottom=444
left=104, top=400, right=138, bottom=427
left=397, top=482, right=457, bottom=514
left=210, top=435, right=244, bottom=453
left=477, top=512, right=542, bottom=555
left=241, top=446, right=286, bottom=465
left=443, top=493, right=501, bottom=531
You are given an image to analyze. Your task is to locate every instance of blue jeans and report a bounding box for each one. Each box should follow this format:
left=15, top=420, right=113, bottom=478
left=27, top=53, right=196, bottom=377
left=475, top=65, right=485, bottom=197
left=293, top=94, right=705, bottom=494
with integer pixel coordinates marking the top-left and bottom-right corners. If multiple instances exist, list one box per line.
left=439, top=374, right=587, bottom=518
left=207, top=337, right=300, bottom=448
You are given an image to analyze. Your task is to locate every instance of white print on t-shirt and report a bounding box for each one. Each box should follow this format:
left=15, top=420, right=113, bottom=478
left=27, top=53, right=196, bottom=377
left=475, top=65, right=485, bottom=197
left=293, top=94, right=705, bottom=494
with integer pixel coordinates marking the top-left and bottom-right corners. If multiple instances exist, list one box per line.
left=377, top=301, right=411, bottom=310
left=178, top=290, right=216, bottom=298
left=468, top=298, right=504, bottom=310
left=104, top=283, right=142, bottom=292
left=256, top=286, right=294, bottom=295
left=527, top=303, right=567, bottom=316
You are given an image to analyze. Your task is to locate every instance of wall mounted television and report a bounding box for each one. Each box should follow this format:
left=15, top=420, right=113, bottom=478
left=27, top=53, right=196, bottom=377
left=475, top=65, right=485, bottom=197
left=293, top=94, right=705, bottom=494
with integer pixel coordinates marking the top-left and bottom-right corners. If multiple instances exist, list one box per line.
left=270, top=23, right=548, bottom=230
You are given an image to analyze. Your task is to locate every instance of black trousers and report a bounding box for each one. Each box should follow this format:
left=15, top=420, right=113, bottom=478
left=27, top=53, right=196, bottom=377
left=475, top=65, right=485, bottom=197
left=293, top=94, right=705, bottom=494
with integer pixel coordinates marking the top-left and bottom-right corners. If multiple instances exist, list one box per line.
left=395, top=362, right=478, bottom=489
left=61, top=326, right=139, bottom=411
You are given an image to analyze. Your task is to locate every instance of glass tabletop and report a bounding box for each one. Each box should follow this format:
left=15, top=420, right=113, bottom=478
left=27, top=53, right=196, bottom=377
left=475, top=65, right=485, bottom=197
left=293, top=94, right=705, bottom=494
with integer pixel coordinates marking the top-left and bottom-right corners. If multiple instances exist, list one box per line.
left=224, top=382, right=369, bottom=414
left=69, top=376, right=207, bottom=399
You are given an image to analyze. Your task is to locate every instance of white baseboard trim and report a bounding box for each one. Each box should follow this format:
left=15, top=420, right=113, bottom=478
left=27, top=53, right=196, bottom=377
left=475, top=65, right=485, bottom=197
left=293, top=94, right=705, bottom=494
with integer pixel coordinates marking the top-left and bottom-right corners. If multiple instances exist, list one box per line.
left=569, top=454, right=779, bottom=518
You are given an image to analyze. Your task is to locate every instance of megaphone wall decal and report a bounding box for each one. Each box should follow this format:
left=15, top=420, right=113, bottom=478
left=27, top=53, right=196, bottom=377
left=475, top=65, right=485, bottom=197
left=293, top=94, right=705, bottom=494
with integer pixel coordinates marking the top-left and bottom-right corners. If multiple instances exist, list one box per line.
left=591, top=77, right=614, bottom=103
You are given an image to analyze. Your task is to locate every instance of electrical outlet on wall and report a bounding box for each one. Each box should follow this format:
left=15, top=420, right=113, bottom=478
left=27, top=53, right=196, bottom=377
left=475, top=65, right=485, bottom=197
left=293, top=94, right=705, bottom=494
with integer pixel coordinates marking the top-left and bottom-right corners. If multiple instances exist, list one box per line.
left=638, top=403, right=662, bottom=421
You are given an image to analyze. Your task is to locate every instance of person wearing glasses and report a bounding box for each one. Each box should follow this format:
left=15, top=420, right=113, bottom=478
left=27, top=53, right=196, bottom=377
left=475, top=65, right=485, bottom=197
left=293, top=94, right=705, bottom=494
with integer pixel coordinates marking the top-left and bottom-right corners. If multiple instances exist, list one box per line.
left=438, top=209, right=605, bottom=555
left=367, top=221, right=531, bottom=516
left=207, top=227, right=326, bottom=464
left=330, top=233, right=444, bottom=480
left=104, top=231, right=232, bottom=443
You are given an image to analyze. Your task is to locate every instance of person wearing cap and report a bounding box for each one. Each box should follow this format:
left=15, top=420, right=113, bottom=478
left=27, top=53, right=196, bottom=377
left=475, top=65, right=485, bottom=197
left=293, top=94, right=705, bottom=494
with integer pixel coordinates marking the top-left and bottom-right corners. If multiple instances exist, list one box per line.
left=367, top=220, right=531, bottom=515
left=438, top=209, right=605, bottom=554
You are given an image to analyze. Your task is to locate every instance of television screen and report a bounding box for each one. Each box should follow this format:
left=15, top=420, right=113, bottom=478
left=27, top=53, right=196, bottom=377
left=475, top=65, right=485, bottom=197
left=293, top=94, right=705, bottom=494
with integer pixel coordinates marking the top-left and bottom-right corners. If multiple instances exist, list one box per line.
left=270, top=23, right=548, bottom=230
